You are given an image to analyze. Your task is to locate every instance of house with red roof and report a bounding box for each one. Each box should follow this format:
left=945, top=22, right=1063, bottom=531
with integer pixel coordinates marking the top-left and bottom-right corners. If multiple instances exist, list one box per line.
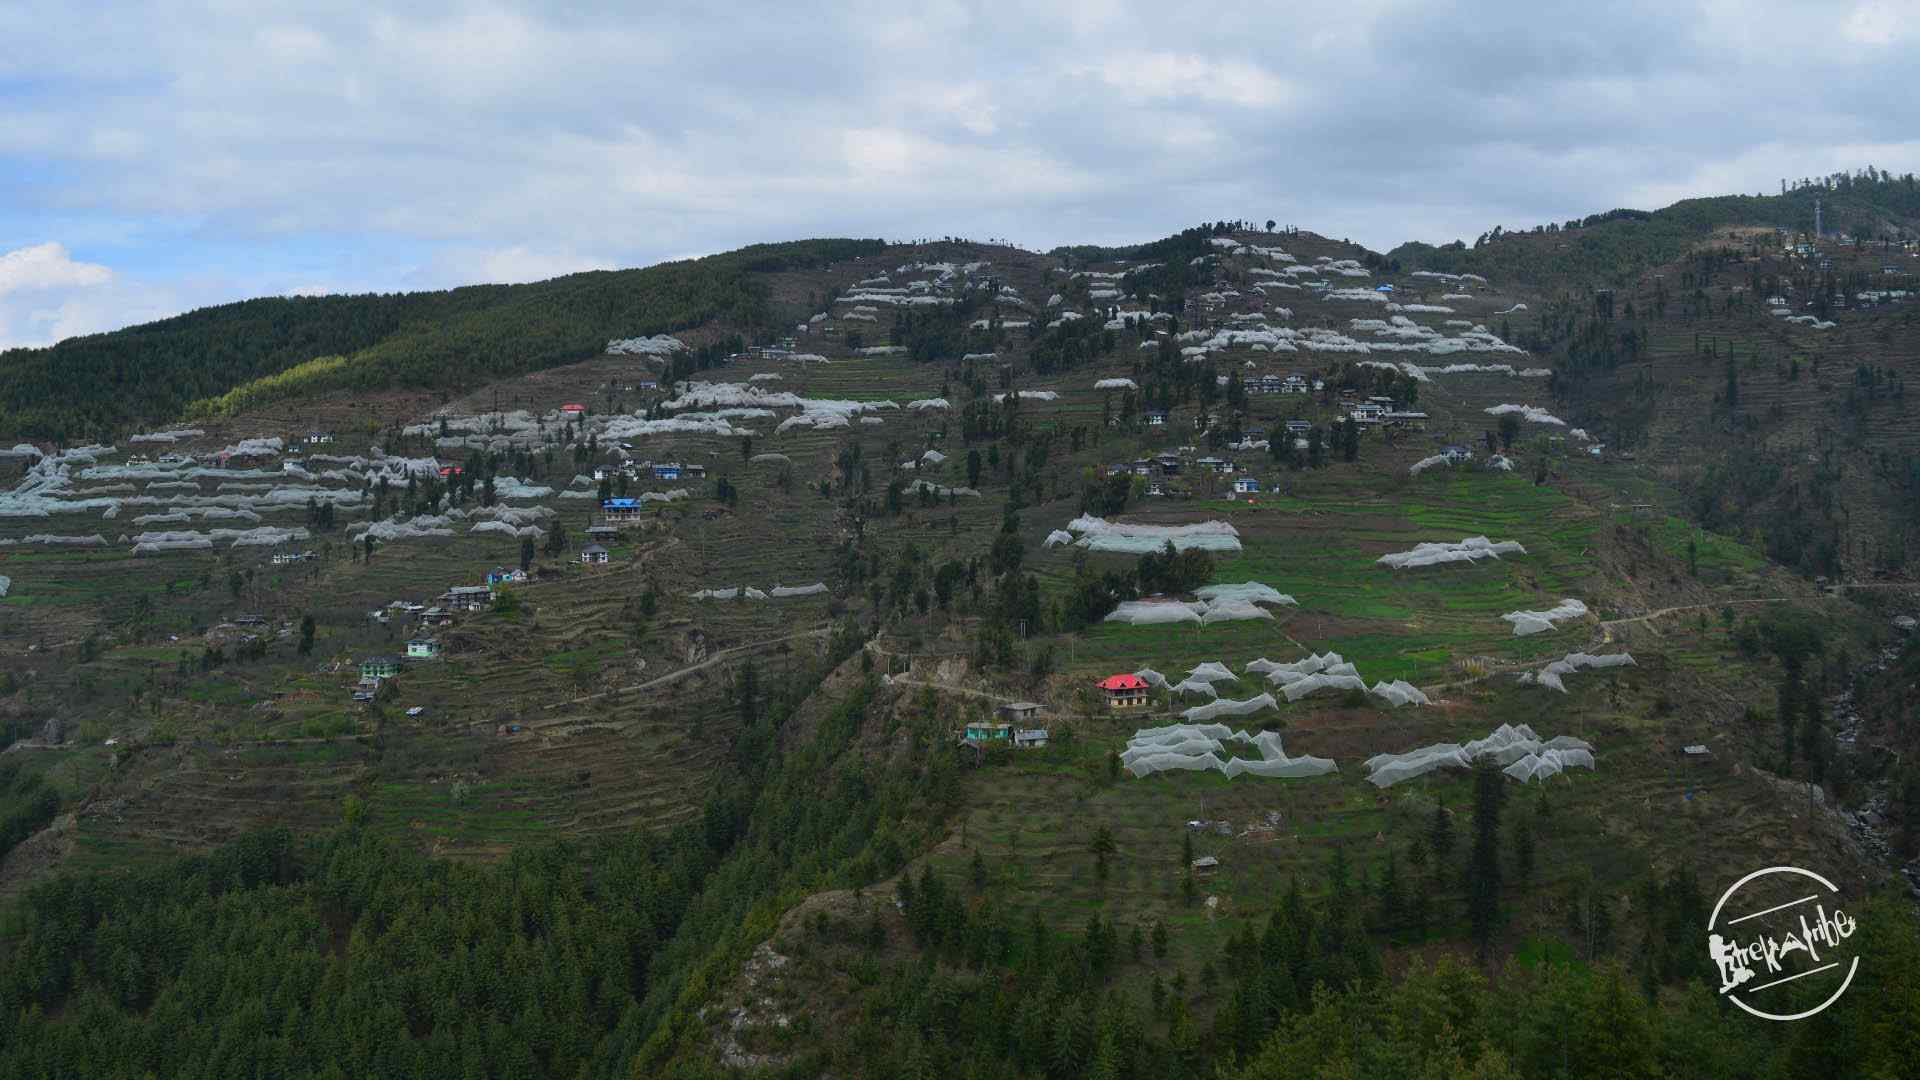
left=1098, top=673, right=1150, bottom=710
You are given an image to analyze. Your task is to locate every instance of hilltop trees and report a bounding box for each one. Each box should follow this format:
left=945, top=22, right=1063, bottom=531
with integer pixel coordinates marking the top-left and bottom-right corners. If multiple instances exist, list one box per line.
left=2, top=239, right=887, bottom=442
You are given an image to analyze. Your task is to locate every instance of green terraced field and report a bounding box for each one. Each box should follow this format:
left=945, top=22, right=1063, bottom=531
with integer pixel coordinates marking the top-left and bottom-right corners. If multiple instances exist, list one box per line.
left=1041, top=469, right=1605, bottom=686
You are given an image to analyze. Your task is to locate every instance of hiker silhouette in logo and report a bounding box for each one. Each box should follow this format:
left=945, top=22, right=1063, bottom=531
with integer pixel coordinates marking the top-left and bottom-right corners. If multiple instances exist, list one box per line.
left=1709, top=934, right=1753, bottom=993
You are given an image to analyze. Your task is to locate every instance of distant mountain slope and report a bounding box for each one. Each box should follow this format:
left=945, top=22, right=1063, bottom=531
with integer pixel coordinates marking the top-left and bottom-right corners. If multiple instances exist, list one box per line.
left=1391, top=170, right=1920, bottom=287
left=9, top=168, right=1920, bottom=445
left=0, top=238, right=883, bottom=442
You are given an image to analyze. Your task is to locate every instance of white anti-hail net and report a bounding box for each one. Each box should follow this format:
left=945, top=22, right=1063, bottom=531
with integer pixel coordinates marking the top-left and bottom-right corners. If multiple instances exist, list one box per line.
left=1122, top=721, right=1335, bottom=779
left=1377, top=536, right=1527, bottom=570
left=1501, top=598, right=1587, bottom=636
left=1520, top=651, right=1635, bottom=692
left=1366, top=723, right=1597, bottom=787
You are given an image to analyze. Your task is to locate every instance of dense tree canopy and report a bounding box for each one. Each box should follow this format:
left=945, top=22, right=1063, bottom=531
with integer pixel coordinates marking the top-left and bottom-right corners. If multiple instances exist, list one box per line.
left=0, top=238, right=883, bottom=442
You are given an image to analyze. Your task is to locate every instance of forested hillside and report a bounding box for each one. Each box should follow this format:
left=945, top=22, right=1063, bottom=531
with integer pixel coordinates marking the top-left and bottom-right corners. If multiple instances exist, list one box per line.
left=0, top=238, right=883, bottom=442
left=3, top=185, right=1919, bottom=1079
left=1391, top=169, right=1920, bottom=286
left=9, top=173, right=1917, bottom=446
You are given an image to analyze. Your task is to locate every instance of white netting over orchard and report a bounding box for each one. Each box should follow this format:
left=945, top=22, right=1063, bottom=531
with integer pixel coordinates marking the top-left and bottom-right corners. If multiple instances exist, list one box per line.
left=1369, top=680, right=1430, bottom=708
left=1502, top=598, right=1587, bottom=636
left=1201, top=599, right=1275, bottom=624
left=1520, top=651, right=1635, bottom=692
left=1182, top=694, right=1278, bottom=722
left=1121, top=722, right=1336, bottom=780
left=1062, top=515, right=1242, bottom=554
left=1377, top=536, right=1526, bottom=569
left=1484, top=404, right=1565, bottom=426
left=1103, top=587, right=1291, bottom=626
left=1246, top=651, right=1431, bottom=707
left=690, top=582, right=830, bottom=600
left=906, top=480, right=980, bottom=499
left=1277, top=672, right=1368, bottom=701
left=1195, top=582, right=1296, bottom=607
left=1364, top=744, right=1470, bottom=788
left=1366, top=723, right=1597, bottom=787
left=606, top=335, right=687, bottom=356
left=1186, top=662, right=1236, bottom=683
left=354, top=516, right=456, bottom=541
left=1504, top=747, right=1598, bottom=783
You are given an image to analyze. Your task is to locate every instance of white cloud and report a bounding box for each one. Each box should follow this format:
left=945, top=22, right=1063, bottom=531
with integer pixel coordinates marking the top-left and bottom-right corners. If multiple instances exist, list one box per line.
left=1842, top=2, right=1909, bottom=45
left=0, top=273, right=181, bottom=351
left=0, top=243, right=113, bottom=296
left=1088, top=52, right=1299, bottom=109
left=467, top=246, right=615, bottom=285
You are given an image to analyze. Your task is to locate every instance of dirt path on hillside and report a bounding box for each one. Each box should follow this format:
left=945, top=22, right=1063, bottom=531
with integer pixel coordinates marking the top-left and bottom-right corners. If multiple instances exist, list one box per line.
left=1593, top=597, right=1793, bottom=641
left=880, top=677, right=1005, bottom=702
left=542, top=626, right=831, bottom=711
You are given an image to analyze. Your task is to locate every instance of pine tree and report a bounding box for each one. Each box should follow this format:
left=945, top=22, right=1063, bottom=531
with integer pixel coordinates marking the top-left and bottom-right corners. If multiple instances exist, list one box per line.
left=1512, top=815, right=1535, bottom=890
left=1152, top=919, right=1169, bottom=959
left=1467, top=763, right=1505, bottom=961
left=1086, top=913, right=1113, bottom=980
left=1091, top=824, right=1115, bottom=881
left=1801, top=692, right=1828, bottom=785
left=1410, top=873, right=1431, bottom=941
left=1427, top=803, right=1455, bottom=870
left=1376, top=849, right=1403, bottom=930
left=1779, top=675, right=1799, bottom=776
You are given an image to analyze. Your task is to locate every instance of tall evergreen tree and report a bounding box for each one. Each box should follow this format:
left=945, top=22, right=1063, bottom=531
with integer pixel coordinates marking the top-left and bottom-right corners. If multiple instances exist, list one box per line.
left=1466, top=763, right=1505, bottom=960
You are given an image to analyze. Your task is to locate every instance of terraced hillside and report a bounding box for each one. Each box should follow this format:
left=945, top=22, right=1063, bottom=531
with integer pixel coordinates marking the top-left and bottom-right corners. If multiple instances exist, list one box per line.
left=3, top=211, right=1919, bottom=1077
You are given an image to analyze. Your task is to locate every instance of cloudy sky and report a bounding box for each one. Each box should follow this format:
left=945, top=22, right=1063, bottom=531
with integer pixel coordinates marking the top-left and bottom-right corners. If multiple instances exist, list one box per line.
left=3, top=0, right=1916, bottom=349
